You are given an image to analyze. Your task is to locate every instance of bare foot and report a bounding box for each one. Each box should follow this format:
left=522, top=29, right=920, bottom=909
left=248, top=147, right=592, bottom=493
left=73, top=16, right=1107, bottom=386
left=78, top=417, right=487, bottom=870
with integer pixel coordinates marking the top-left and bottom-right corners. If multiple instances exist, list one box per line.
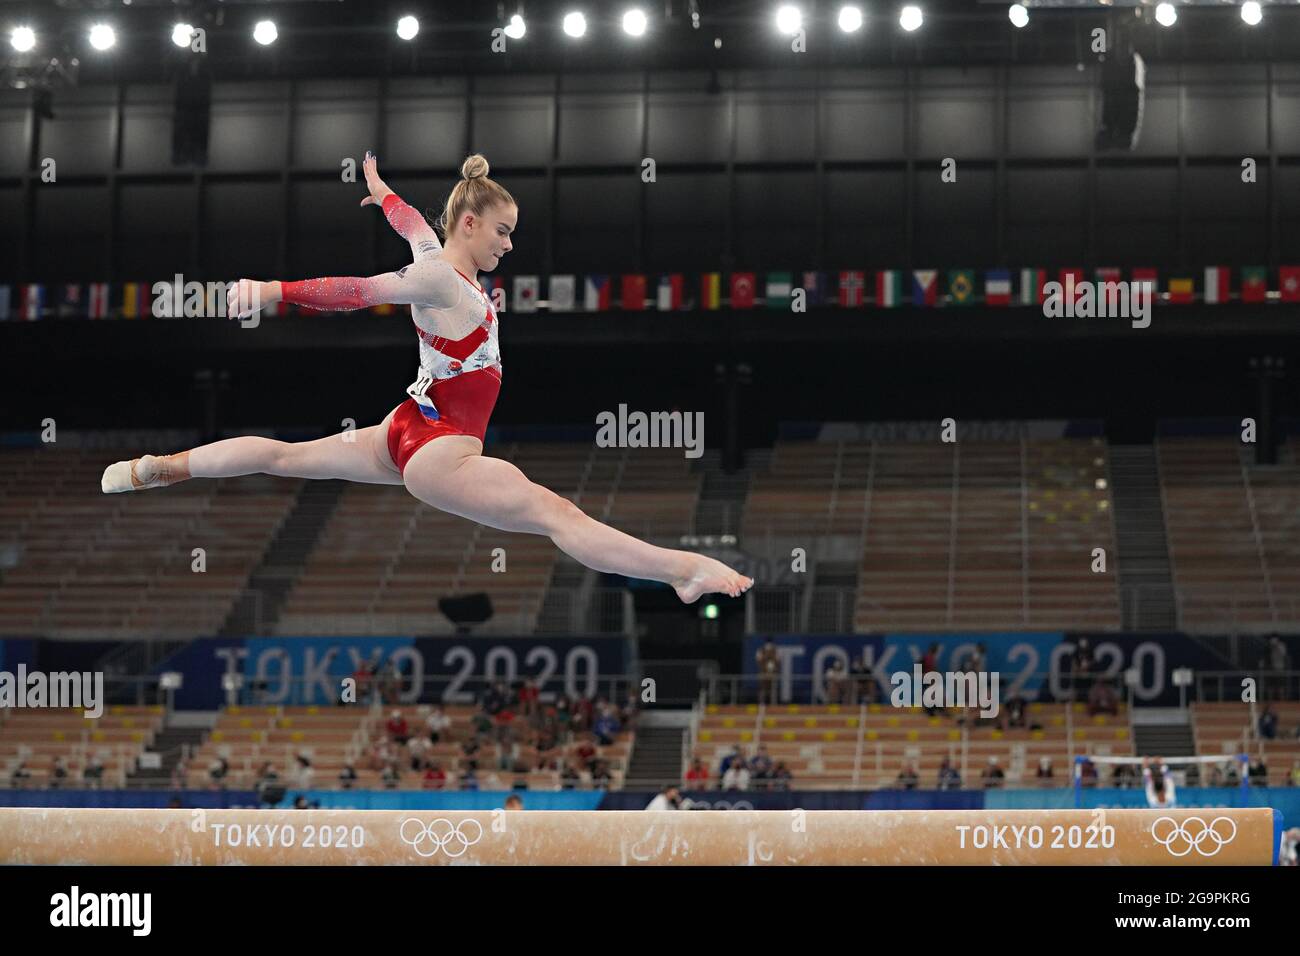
left=673, top=554, right=754, bottom=604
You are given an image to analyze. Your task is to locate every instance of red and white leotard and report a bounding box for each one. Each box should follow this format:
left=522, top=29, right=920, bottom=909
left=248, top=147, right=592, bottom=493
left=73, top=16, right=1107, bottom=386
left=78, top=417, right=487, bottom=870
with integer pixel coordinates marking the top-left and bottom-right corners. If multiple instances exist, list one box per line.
left=280, top=193, right=501, bottom=474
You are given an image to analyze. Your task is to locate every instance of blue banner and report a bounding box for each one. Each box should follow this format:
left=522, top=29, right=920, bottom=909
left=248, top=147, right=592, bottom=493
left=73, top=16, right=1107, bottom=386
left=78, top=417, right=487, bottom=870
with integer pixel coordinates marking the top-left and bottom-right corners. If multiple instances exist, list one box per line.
left=0, top=789, right=257, bottom=809
left=276, top=789, right=605, bottom=811
left=154, top=635, right=630, bottom=709
left=744, top=633, right=1234, bottom=706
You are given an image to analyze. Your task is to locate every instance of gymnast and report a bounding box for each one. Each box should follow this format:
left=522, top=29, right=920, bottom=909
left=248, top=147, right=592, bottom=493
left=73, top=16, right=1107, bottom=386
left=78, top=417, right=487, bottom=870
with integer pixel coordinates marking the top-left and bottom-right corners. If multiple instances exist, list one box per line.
left=102, top=153, right=752, bottom=603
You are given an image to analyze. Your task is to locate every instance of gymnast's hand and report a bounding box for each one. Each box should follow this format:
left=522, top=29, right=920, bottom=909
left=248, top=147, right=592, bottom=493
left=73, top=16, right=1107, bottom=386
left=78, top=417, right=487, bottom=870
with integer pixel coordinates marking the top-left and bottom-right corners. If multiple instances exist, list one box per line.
left=359, top=151, right=394, bottom=208
left=226, top=279, right=281, bottom=320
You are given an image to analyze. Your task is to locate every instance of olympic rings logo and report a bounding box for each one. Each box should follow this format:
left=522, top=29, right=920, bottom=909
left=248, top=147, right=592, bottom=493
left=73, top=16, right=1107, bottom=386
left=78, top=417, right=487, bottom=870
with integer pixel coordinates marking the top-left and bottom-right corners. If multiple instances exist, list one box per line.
left=684, top=799, right=754, bottom=811
left=1150, top=816, right=1237, bottom=858
left=398, top=817, right=484, bottom=859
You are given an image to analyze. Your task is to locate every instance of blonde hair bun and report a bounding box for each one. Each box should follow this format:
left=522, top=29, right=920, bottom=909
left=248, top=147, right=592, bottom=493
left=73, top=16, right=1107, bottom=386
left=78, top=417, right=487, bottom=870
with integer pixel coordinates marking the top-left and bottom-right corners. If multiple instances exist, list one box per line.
left=461, top=154, right=490, bottom=180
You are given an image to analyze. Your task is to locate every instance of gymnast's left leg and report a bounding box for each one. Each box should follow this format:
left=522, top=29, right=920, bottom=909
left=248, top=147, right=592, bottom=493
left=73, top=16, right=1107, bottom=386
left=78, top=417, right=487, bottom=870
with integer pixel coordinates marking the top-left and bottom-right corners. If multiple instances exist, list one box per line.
left=401, top=434, right=752, bottom=603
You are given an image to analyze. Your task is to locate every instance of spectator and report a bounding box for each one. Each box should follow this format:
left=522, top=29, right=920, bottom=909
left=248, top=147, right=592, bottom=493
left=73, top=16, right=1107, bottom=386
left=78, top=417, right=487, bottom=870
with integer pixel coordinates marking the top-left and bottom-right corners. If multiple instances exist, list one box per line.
left=483, top=682, right=507, bottom=717
left=51, top=757, right=68, bottom=788
left=722, top=757, right=750, bottom=791
left=425, top=705, right=452, bottom=743
left=980, top=756, right=1005, bottom=789
left=517, top=679, right=540, bottom=723
left=849, top=653, right=875, bottom=705
left=1282, top=827, right=1300, bottom=867
left=895, top=762, right=919, bottom=790
left=573, top=734, right=599, bottom=773
left=294, top=752, right=313, bottom=789
left=1088, top=679, right=1119, bottom=717
left=459, top=766, right=479, bottom=791
left=338, top=762, right=358, bottom=789
left=619, top=689, right=640, bottom=732
left=1249, top=757, right=1269, bottom=787
left=352, top=660, right=374, bottom=705
left=494, top=707, right=517, bottom=746
left=572, top=695, right=594, bottom=736
left=422, top=762, right=446, bottom=790
left=560, top=761, right=581, bottom=790
left=504, top=794, right=524, bottom=811
left=407, top=735, right=431, bottom=771
left=771, top=762, right=793, bottom=790
left=685, top=758, right=710, bottom=790
left=82, top=752, right=105, bottom=788
left=591, top=759, right=613, bottom=788
left=645, top=785, right=682, bottom=811
left=756, top=639, right=780, bottom=706
left=379, top=659, right=402, bottom=704
left=1072, top=638, right=1094, bottom=695
left=255, top=761, right=280, bottom=804
left=749, top=745, right=774, bottom=784
left=208, top=755, right=229, bottom=786
left=1289, top=759, right=1300, bottom=788
left=718, top=745, right=741, bottom=780
left=1078, top=757, right=1099, bottom=787
left=1111, top=763, right=1140, bottom=788
left=554, top=697, right=573, bottom=742
left=470, top=708, right=493, bottom=744
left=292, top=795, right=311, bottom=809
left=824, top=659, right=847, bottom=704
left=534, top=726, right=560, bottom=771
left=380, top=761, right=401, bottom=789
left=1259, top=705, right=1278, bottom=740
left=460, top=735, right=481, bottom=770
left=937, top=755, right=961, bottom=790
left=385, top=710, right=410, bottom=745
left=1037, top=757, right=1054, bottom=786
left=1005, top=693, right=1027, bottom=728
left=592, top=704, right=621, bottom=747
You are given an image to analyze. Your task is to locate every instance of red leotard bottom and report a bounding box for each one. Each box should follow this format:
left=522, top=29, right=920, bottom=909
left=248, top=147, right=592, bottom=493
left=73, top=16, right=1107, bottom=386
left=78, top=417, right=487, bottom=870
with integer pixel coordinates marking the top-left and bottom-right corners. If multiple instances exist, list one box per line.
left=386, top=367, right=501, bottom=475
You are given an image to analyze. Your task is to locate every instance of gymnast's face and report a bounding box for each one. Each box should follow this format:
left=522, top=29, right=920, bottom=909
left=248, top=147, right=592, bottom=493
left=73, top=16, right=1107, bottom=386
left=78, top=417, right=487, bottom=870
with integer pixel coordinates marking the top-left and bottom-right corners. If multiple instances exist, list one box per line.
left=462, top=203, right=517, bottom=273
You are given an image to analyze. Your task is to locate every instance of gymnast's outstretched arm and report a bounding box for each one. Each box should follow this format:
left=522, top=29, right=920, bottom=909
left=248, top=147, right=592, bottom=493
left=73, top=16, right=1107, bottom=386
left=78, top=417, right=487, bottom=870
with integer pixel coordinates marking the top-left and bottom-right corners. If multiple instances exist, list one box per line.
left=227, top=255, right=462, bottom=318
left=361, top=150, right=443, bottom=260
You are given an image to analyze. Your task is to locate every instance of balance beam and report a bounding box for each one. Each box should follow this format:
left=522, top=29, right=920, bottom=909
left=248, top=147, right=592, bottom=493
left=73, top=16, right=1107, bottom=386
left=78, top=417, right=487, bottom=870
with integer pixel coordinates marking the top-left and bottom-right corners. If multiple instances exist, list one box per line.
left=0, top=807, right=1279, bottom=865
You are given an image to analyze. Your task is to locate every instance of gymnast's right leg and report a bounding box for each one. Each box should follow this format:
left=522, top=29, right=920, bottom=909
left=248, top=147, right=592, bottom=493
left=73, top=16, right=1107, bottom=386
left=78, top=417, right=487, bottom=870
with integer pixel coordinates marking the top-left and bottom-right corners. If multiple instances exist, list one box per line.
left=101, top=410, right=403, bottom=492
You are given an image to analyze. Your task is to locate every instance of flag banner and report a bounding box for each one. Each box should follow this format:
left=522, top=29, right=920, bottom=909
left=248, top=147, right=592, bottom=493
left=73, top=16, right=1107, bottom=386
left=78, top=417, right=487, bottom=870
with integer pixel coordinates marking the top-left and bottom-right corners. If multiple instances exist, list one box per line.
left=656, top=274, right=684, bottom=311
left=800, top=271, right=827, bottom=307
left=1131, top=268, right=1158, bottom=310
left=912, top=269, right=937, bottom=307
left=0, top=285, right=10, bottom=321
left=1059, top=268, right=1087, bottom=304
left=1279, top=265, right=1300, bottom=302
left=620, top=274, right=647, bottom=311
left=875, top=270, right=902, bottom=308
left=87, top=282, right=110, bottom=319
left=1203, top=267, right=1231, bottom=305
left=1094, top=267, right=1123, bottom=286
left=21, top=284, right=45, bottom=320
left=984, top=269, right=1011, bottom=306
left=730, top=272, right=756, bottom=309
left=765, top=271, right=793, bottom=310
left=1240, top=266, right=1268, bottom=304
left=1019, top=268, right=1046, bottom=306
left=512, top=275, right=540, bottom=313
left=58, top=284, right=84, bottom=318
left=548, top=275, right=576, bottom=312
left=584, top=275, right=611, bottom=312
left=839, top=270, right=865, bottom=307
left=700, top=273, right=721, bottom=310
left=1167, top=277, right=1195, bottom=305
left=947, top=269, right=976, bottom=306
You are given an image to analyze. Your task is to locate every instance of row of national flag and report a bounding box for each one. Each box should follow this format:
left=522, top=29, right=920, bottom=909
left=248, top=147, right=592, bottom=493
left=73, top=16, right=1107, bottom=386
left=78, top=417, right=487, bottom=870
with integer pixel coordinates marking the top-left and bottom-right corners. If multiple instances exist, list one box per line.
left=3, top=267, right=1300, bottom=319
